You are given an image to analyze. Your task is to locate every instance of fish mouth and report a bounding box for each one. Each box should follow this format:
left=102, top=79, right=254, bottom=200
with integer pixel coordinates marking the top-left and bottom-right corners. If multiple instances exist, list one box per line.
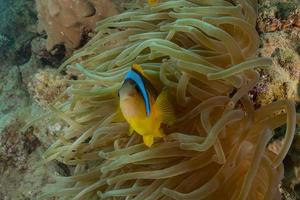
left=121, top=97, right=130, bottom=101
left=120, top=95, right=134, bottom=102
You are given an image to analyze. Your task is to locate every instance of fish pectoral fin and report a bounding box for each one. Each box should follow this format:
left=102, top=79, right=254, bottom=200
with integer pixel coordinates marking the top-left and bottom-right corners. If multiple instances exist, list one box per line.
left=155, top=89, right=175, bottom=125
left=129, top=126, right=134, bottom=136
left=155, top=128, right=164, bottom=138
left=143, top=136, right=154, bottom=147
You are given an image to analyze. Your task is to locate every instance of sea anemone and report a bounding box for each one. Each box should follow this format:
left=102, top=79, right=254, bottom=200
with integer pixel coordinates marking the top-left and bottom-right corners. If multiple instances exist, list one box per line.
left=31, top=0, right=300, bottom=199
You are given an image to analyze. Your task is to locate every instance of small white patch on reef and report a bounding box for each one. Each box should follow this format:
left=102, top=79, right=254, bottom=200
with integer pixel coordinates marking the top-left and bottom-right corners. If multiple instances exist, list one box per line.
left=27, top=69, right=69, bottom=107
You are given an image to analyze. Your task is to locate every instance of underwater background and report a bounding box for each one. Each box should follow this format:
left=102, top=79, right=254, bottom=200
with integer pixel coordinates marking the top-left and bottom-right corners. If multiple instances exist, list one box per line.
left=0, top=0, right=299, bottom=199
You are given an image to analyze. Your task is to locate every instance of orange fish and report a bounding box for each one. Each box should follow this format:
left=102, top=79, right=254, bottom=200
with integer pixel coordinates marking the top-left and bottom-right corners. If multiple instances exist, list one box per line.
left=118, top=64, right=175, bottom=147
left=148, top=0, right=159, bottom=6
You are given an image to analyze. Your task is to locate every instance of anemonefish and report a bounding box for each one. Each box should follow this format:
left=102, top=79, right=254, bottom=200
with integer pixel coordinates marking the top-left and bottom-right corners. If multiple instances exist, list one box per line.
left=117, top=64, right=175, bottom=147
left=148, top=0, right=159, bottom=6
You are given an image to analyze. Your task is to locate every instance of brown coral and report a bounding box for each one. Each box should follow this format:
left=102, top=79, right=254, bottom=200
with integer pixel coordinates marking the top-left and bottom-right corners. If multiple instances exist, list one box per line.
left=36, top=0, right=119, bottom=52
left=0, top=119, right=40, bottom=172
left=257, top=0, right=300, bottom=33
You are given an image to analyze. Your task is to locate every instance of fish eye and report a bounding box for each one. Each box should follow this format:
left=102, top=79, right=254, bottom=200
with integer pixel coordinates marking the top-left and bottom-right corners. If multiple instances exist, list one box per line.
left=134, top=85, right=139, bottom=91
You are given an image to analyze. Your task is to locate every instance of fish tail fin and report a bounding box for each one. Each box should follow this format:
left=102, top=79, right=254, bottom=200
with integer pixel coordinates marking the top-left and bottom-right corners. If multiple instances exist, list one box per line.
left=155, top=89, right=176, bottom=125
left=133, top=63, right=162, bottom=93
left=143, top=135, right=154, bottom=147
left=155, top=128, right=164, bottom=138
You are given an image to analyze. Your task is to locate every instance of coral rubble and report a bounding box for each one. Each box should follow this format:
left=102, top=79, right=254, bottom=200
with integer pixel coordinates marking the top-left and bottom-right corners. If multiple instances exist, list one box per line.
left=0, top=117, right=59, bottom=200
left=27, top=69, right=68, bottom=107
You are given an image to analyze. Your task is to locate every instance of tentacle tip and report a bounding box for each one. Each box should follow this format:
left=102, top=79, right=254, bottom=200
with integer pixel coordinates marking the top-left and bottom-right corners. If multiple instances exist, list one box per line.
left=99, top=151, right=108, bottom=159
left=161, top=187, right=172, bottom=195
left=106, top=178, right=113, bottom=185
left=100, top=167, right=109, bottom=173
left=206, top=73, right=213, bottom=80
left=180, top=143, right=191, bottom=150
left=226, top=101, right=235, bottom=109
left=97, top=191, right=105, bottom=198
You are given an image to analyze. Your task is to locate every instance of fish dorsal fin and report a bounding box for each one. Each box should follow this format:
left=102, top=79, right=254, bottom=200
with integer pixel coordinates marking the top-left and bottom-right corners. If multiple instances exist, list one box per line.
left=124, top=66, right=151, bottom=116
left=148, top=0, right=158, bottom=6
left=132, top=64, right=144, bottom=73
left=155, top=89, right=175, bottom=125
left=132, top=64, right=150, bottom=80
left=132, top=64, right=158, bottom=97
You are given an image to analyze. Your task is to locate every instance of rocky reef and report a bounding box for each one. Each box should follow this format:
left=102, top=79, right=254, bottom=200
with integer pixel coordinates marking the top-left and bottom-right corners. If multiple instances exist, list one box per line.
left=36, top=0, right=119, bottom=53
left=0, top=0, right=299, bottom=199
left=0, top=0, right=37, bottom=66
left=253, top=0, right=299, bottom=108
left=0, top=0, right=121, bottom=199
left=256, top=1, right=300, bottom=199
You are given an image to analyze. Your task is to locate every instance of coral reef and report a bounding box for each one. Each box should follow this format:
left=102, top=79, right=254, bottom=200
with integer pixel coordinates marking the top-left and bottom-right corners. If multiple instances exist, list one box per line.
left=36, top=0, right=119, bottom=52
left=17, top=37, right=71, bottom=147
left=27, top=69, right=68, bottom=107
left=256, top=2, right=300, bottom=197
left=0, top=112, right=56, bottom=200
left=257, top=0, right=300, bottom=32
left=255, top=0, right=300, bottom=106
left=0, top=0, right=37, bottom=66
left=0, top=0, right=86, bottom=199
left=0, top=54, right=54, bottom=200
left=32, top=0, right=300, bottom=199
left=258, top=36, right=300, bottom=106
left=0, top=34, right=10, bottom=49
left=0, top=65, right=30, bottom=122
left=0, top=63, right=70, bottom=200
left=31, top=37, right=66, bottom=66
left=0, top=0, right=299, bottom=199
left=0, top=119, right=40, bottom=173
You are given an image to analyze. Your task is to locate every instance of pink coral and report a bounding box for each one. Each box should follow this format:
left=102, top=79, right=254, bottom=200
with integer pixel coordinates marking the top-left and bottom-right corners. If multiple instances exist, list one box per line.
left=36, top=0, right=119, bottom=52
